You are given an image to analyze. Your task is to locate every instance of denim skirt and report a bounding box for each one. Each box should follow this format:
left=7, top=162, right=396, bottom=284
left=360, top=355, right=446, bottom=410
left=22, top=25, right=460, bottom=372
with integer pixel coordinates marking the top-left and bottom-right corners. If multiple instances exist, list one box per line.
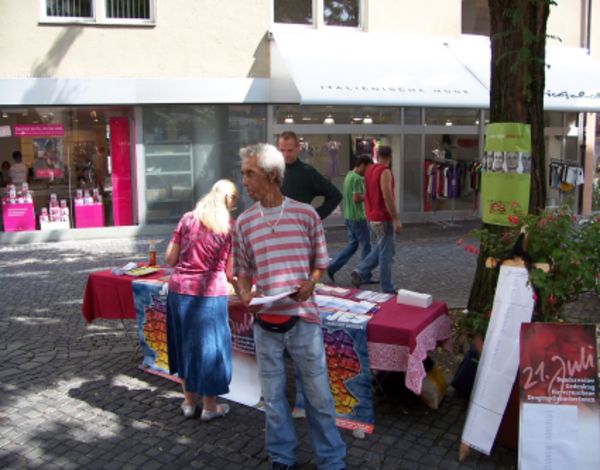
left=166, top=292, right=232, bottom=396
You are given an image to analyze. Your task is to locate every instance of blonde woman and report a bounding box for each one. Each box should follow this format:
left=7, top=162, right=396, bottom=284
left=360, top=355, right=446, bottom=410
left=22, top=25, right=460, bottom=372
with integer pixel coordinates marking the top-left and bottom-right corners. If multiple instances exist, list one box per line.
left=165, top=179, right=238, bottom=420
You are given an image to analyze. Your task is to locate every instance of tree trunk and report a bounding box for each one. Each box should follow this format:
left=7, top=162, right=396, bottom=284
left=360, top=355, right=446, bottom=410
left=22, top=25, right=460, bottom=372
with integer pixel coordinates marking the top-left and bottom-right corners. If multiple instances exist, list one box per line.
left=468, top=0, right=550, bottom=313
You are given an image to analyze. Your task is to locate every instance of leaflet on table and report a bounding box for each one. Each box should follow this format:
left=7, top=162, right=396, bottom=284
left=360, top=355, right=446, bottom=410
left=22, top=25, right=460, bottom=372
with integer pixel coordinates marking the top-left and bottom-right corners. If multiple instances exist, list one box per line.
left=315, top=294, right=378, bottom=315
left=249, top=289, right=298, bottom=306
left=111, top=262, right=138, bottom=275
left=316, top=284, right=352, bottom=297
left=353, top=290, right=394, bottom=303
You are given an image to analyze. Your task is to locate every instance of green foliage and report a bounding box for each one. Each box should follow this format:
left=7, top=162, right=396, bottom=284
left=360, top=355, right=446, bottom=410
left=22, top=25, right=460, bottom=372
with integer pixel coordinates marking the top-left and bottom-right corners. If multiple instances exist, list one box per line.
left=593, top=181, right=600, bottom=211
left=457, top=207, right=600, bottom=339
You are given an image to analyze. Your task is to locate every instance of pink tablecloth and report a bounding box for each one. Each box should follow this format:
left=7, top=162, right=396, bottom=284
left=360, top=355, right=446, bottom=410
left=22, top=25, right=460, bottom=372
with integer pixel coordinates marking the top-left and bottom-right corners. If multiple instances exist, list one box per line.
left=81, top=270, right=452, bottom=394
left=366, top=299, right=451, bottom=394
left=81, top=269, right=167, bottom=322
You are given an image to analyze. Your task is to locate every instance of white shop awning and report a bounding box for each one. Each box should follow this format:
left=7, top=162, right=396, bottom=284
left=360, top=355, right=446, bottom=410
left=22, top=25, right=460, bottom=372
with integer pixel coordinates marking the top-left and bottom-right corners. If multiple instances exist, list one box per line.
left=271, top=31, right=491, bottom=108
left=0, top=77, right=274, bottom=106
left=447, top=35, right=600, bottom=112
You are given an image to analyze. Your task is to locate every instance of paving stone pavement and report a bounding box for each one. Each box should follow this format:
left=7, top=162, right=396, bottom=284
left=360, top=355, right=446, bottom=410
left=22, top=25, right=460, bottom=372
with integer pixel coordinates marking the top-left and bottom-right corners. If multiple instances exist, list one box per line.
left=0, top=221, right=518, bottom=470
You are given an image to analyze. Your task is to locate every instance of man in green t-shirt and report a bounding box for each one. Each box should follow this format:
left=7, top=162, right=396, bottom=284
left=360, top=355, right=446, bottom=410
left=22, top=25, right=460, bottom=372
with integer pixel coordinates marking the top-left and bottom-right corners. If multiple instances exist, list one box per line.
left=327, top=154, right=374, bottom=282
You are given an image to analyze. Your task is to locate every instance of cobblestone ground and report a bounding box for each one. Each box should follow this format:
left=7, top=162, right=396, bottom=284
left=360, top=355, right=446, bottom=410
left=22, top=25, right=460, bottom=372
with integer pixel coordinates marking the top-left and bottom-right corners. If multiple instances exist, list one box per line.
left=0, top=222, right=518, bottom=469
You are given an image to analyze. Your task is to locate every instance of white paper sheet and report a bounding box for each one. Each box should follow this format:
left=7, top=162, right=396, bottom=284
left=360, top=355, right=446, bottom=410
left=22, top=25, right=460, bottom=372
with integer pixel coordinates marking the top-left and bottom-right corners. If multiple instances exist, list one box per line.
left=222, top=350, right=263, bottom=409
left=461, top=265, right=535, bottom=455
left=519, top=403, right=578, bottom=470
left=249, top=289, right=297, bottom=306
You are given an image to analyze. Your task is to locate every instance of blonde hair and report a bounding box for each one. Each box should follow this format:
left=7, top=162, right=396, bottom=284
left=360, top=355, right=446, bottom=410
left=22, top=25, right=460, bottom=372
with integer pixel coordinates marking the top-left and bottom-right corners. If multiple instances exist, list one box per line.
left=193, top=179, right=238, bottom=234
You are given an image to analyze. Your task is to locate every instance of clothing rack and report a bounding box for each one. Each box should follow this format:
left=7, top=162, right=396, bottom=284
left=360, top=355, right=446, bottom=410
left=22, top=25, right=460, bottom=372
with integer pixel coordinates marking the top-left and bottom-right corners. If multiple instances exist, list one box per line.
left=424, top=158, right=482, bottom=228
left=424, top=157, right=460, bottom=228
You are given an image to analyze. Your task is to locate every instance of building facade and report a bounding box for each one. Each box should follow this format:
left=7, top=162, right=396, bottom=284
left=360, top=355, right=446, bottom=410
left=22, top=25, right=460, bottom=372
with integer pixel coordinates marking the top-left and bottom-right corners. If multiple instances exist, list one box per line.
left=0, top=0, right=599, bottom=239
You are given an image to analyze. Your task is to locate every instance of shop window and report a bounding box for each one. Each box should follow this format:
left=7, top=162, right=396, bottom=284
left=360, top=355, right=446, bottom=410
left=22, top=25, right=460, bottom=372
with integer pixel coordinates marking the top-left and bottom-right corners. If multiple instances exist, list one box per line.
left=273, top=0, right=360, bottom=28
left=424, top=133, right=481, bottom=213
left=0, top=106, right=134, bottom=231
left=274, top=105, right=398, bottom=125
left=43, top=0, right=155, bottom=24
left=425, top=108, right=480, bottom=127
left=141, top=105, right=267, bottom=224
left=462, top=0, right=490, bottom=36
left=404, top=108, right=422, bottom=125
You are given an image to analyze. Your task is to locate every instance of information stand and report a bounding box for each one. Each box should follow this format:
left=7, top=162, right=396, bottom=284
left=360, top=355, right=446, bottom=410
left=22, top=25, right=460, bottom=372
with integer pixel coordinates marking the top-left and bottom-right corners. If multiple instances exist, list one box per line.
left=74, top=204, right=104, bottom=228
left=2, top=202, right=36, bottom=231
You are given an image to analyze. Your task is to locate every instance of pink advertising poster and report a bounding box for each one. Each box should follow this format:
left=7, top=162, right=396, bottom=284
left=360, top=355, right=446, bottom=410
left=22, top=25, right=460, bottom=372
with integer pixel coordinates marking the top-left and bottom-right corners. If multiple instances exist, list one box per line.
left=519, top=323, right=600, bottom=470
left=13, top=124, right=64, bottom=137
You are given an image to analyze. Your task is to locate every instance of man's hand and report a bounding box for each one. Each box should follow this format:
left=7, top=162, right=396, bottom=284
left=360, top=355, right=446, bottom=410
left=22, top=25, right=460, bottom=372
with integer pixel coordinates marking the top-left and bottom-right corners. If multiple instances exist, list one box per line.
left=291, top=279, right=315, bottom=303
left=237, top=289, right=264, bottom=314
left=393, top=219, right=403, bottom=234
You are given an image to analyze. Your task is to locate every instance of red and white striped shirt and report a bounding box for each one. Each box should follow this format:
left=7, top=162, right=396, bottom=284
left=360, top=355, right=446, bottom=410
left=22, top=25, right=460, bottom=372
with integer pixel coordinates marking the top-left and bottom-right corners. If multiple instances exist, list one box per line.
left=233, top=197, right=328, bottom=323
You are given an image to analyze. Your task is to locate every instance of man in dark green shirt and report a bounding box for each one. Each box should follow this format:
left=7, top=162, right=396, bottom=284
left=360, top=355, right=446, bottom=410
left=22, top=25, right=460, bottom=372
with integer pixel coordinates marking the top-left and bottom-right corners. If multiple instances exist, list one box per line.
left=278, top=131, right=342, bottom=220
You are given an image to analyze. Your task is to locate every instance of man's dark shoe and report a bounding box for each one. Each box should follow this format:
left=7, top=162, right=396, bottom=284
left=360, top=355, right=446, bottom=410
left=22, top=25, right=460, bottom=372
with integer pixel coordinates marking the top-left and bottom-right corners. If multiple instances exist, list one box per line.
left=326, top=269, right=335, bottom=283
left=271, top=463, right=296, bottom=470
left=350, top=270, right=362, bottom=289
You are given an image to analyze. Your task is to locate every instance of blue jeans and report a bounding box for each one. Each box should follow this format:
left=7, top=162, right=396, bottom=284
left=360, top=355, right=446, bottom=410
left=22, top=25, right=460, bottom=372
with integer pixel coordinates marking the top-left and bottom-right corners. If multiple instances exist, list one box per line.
left=327, top=219, right=371, bottom=275
left=253, top=321, right=346, bottom=470
left=355, top=221, right=396, bottom=293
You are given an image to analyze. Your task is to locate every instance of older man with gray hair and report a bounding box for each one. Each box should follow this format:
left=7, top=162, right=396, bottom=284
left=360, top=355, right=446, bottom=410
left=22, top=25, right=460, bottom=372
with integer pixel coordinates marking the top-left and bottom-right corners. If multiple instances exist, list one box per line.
left=233, top=143, right=346, bottom=470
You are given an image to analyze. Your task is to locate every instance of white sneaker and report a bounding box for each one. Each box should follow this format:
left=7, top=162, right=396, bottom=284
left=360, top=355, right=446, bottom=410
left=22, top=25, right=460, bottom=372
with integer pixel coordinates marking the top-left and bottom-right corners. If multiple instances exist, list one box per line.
left=180, top=402, right=197, bottom=419
left=201, top=403, right=230, bottom=422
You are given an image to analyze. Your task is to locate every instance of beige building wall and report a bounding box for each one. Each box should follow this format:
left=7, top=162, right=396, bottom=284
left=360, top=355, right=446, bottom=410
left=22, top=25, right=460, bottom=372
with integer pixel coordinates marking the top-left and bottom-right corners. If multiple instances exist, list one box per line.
left=547, top=0, right=585, bottom=48
left=0, top=1, right=598, bottom=80
left=0, top=0, right=271, bottom=79
left=366, top=0, right=462, bottom=36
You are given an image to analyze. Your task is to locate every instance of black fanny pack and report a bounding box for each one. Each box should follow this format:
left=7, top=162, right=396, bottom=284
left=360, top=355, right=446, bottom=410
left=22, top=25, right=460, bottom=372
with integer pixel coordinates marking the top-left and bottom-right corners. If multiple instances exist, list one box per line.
left=255, top=316, right=299, bottom=333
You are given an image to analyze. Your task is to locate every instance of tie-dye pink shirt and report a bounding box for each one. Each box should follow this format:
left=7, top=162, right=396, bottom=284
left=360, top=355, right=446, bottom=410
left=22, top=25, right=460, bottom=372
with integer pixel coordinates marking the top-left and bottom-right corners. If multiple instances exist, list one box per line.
left=168, top=211, right=232, bottom=297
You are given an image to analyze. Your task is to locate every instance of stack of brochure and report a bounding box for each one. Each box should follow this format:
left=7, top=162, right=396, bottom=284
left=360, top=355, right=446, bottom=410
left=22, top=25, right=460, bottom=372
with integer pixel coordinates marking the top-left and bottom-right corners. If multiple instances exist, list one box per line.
left=354, top=290, right=394, bottom=303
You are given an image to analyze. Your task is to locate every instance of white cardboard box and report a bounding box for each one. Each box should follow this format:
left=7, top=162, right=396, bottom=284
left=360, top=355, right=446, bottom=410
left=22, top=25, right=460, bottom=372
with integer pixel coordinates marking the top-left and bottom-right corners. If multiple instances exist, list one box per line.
left=396, top=289, right=433, bottom=308
left=40, top=220, right=70, bottom=231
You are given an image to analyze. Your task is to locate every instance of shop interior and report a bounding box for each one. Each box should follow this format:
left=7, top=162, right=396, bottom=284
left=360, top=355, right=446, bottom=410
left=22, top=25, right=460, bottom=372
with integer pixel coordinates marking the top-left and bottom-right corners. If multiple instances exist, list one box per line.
left=0, top=106, right=134, bottom=231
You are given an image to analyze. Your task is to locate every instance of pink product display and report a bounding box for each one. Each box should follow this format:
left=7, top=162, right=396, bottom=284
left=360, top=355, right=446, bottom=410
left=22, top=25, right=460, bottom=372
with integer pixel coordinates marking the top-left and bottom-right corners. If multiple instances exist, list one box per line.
left=2, top=183, right=33, bottom=205
left=74, top=203, right=104, bottom=228
left=74, top=188, right=103, bottom=206
left=2, top=184, right=36, bottom=231
left=41, top=193, right=70, bottom=226
left=2, top=202, right=35, bottom=232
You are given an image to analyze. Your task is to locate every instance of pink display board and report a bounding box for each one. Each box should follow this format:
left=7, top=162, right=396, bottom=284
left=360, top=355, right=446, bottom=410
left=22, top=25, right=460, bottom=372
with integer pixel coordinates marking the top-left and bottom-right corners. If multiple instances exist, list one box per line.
left=74, top=204, right=105, bottom=228
left=109, top=117, right=133, bottom=226
left=2, top=203, right=36, bottom=232
left=13, top=124, right=64, bottom=136
left=34, top=168, right=64, bottom=179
